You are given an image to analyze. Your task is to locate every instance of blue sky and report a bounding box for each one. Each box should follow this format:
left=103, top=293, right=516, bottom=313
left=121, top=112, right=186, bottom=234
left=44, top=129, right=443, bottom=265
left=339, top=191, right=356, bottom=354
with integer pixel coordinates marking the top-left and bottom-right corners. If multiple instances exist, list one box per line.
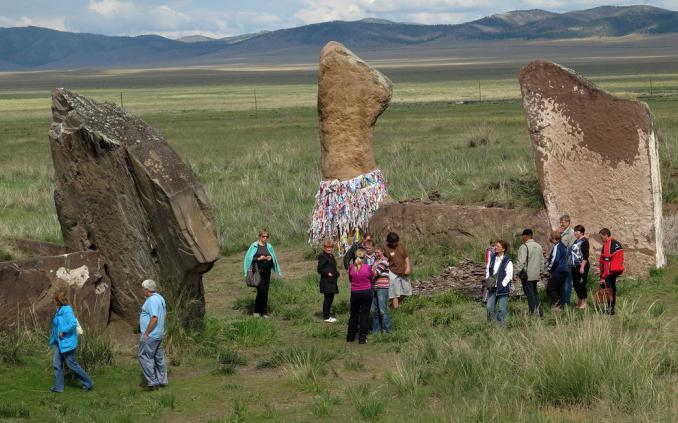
left=0, top=1, right=676, bottom=38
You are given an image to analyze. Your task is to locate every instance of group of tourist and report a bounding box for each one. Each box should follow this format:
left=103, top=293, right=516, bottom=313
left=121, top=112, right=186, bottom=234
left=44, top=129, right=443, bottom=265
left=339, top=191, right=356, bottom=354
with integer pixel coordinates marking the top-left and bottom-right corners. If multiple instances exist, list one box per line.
left=484, top=214, right=624, bottom=326
left=49, top=279, right=168, bottom=393
left=48, top=217, right=624, bottom=392
left=242, top=230, right=412, bottom=344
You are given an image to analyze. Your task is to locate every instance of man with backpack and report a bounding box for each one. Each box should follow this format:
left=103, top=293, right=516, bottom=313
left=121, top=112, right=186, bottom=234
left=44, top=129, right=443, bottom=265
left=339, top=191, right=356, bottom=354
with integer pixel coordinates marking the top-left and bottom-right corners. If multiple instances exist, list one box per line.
left=598, top=228, right=624, bottom=315
left=514, top=229, right=545, bottom=317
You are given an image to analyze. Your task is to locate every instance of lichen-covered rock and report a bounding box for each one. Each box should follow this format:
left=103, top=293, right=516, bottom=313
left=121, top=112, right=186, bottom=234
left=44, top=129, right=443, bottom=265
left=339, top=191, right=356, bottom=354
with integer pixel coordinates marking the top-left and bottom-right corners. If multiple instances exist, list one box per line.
left=0, top=251, right=110, bottom=330
left=48, top=88, right=219, bottom=325
left=519, top=60, right=665, bottom=275
left=318, top=41, right=393, bottom=181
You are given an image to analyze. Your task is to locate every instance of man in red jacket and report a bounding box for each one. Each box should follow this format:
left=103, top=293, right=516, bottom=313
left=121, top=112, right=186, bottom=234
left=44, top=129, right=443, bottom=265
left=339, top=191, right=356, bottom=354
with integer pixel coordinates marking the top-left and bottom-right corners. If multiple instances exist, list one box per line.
left=598, top=228, right=624, bottom=315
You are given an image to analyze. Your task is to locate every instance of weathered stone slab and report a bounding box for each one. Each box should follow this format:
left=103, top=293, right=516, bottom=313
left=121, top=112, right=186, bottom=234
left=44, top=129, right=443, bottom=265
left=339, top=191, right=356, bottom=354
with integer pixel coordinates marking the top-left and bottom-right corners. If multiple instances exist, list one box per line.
left=317, top=41, right=392, bottom=181
left=310, top=42, right=392, bottom=253
left=0, top=251, right=110, bottom=330
left=48, top=88, right=220, bottom=325
left=369, top=202, right=551, bottom=248
left=519, top=60, right=665, bottom=276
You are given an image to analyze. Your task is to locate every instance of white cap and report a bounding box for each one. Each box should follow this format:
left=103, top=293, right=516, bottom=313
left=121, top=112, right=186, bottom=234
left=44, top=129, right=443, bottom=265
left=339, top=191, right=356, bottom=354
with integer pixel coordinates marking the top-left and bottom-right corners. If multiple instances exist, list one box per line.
left=141, top=279, right=157, bottom=292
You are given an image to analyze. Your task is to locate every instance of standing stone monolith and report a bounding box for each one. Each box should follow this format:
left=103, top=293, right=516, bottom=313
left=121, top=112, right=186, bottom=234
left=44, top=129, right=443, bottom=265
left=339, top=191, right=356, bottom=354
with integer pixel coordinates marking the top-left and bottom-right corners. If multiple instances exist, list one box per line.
left=48, top=88, right=220, bottom=325
left=309, top=41, right=393, bottom=253
left=519, top=60, right=664, bottom=275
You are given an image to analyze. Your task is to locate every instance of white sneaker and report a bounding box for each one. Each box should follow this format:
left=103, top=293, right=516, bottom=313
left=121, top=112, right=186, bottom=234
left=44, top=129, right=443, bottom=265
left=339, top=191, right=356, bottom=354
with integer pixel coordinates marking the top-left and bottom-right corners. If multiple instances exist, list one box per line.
left=262, top=314, right=270, bottom=319
left=253, top=313, right=261, bottom=318
left=324, top=317, right=337, bottom=323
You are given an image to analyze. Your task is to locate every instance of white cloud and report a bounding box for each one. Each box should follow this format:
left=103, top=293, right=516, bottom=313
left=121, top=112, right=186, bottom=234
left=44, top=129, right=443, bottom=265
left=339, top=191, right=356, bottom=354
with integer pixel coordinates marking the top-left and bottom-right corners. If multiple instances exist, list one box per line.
left=295, top=1, right=368, bottom=24
left=87, top=0, right=136, bottom=18
left=0, top=15, right=66, bottom=30
left=404, top=12, right=472, bottom=24
left=153, top=5, right=190, bottom=29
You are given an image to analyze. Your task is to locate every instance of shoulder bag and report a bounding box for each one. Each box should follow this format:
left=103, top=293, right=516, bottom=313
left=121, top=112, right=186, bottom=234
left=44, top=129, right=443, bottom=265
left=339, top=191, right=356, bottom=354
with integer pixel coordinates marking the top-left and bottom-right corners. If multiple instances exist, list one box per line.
left=517, top=244, right=529, bottom=283
left=245, top=262, right=261, bottom=287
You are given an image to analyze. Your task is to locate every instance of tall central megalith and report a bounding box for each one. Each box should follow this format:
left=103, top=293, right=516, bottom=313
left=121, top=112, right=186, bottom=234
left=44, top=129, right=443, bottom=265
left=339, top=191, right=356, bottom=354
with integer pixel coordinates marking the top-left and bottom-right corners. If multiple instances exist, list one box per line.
left=49, top=88, right=220, bottom=325
left=309, top=41, right=393, bottom=253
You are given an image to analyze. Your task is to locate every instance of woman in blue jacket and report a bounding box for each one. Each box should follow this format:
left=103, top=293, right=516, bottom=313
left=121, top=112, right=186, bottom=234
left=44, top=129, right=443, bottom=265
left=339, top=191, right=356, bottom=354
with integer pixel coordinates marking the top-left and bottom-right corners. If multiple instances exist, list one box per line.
left=243, top=229, right=281, bottom=318
left=49, top=290, right=93, bottom=392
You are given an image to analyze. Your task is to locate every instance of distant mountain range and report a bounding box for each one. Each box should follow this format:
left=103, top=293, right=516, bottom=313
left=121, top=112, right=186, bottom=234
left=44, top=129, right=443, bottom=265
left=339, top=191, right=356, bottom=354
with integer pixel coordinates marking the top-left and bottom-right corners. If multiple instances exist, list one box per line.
left=1, top=5, right=677, bottom=70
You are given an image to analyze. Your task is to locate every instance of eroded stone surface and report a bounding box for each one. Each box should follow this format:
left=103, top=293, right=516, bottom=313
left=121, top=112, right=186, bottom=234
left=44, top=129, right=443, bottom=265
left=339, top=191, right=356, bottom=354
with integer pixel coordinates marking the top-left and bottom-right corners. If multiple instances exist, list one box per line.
left=48, top=88, right=220, bottom=325
left=0, top=251, right=110, bottom=330
left=318, top=41, right=393, bottom=181
left=519, top=60, right=664, bottom=275
left=369, top=202, right=551, bottom=248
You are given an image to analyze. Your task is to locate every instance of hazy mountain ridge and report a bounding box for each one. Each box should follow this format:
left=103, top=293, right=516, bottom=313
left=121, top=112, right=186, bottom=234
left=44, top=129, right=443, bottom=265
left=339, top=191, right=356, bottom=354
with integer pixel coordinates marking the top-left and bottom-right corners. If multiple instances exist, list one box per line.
left=1, top=5, right=676, bottom=70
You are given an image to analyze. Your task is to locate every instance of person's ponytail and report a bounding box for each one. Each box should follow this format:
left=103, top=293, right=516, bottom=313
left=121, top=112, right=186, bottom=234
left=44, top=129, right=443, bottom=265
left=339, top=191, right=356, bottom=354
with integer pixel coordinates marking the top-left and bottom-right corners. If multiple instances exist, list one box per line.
left=354, top=248, right=366, bottom=272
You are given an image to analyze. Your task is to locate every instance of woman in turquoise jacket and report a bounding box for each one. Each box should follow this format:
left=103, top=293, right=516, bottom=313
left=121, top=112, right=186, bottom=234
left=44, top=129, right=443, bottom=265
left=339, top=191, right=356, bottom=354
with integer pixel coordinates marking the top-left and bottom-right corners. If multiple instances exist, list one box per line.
left=49, top=290, right=93, bottom=392
left=243, top=229, right=281, bottom=317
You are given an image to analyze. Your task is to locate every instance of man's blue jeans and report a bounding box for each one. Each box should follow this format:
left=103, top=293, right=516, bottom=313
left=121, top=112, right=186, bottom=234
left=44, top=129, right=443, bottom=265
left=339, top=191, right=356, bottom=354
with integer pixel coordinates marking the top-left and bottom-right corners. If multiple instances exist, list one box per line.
left=138, top=336, right=168, bottom=387
left=564, top=271, right=573, bottom=305
left=371, top=288, right=392, bottom=333
left=486, top=290, right=508, bottom=326
left=53, top=346, right=93, bottom=392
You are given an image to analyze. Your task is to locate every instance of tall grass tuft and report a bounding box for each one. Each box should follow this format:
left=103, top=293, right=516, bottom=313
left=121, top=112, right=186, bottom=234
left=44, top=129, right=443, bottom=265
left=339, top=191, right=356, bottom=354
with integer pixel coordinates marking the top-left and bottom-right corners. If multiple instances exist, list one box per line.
left=0, top=401, right=30, bottom=419
left=282, top=347, right=336, bottom=393
left=78, top=333, right=114, bottom=372
left=347, top=383, right=386, bottom=420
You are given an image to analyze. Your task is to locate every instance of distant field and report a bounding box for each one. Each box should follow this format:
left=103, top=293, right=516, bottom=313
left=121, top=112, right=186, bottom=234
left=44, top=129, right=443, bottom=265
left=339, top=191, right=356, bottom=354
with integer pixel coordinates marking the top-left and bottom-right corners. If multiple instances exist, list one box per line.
left=1, top=62, right=677, bottom=256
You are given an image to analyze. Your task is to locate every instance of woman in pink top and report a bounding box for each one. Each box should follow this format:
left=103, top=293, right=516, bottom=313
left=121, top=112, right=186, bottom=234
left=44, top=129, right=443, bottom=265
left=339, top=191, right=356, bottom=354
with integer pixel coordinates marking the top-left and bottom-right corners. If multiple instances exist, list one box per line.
left=347, top=249, right=373, bottom=344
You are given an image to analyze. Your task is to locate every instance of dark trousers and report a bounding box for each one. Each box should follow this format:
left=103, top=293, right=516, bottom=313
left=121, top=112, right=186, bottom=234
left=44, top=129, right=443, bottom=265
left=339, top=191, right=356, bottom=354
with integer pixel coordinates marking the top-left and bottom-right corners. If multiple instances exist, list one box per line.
left=254, top=268, right=271, bottom=315
left=604, top=274, right=618, bottom=313
left=347, top=289, right=372, bottom=342
left=322, top=293, right=334, bottom=319
left=521, top=280, right=543, bottom=317
left=572, top=265, right=590, bottom=300
left=547, top=274, right=566, bottom=307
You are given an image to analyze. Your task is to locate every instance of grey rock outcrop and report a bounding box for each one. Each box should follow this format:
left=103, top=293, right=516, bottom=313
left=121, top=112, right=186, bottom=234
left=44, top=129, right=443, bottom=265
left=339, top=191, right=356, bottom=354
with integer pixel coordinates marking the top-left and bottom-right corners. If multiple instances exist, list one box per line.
left=0, top=251, right=110, bottom=330
left=519, top=60, right=665, bottom=276
left=48, top=88, right=220, bottom=325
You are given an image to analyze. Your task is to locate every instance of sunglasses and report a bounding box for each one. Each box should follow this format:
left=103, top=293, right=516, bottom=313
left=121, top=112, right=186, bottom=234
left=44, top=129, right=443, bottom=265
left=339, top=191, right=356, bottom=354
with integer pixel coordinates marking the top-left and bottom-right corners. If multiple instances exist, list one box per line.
left=260, top=235, right=269, bottom=238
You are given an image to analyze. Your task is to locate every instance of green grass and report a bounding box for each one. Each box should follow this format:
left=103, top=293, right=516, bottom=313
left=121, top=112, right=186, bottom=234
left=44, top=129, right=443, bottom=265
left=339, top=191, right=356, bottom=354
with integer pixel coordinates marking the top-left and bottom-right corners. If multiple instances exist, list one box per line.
left=1, top=64, right=677, bottom=421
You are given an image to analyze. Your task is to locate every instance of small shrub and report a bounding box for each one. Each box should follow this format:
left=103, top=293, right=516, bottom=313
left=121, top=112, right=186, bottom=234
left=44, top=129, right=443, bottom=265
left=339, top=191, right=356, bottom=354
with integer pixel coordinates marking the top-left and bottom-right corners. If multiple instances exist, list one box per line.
left=312, top=391, right=339, bottom=418
left=78, top=333, right=114, bottom=372
left=232, top=297, right=255, bottom=313
left=333, top=299, right=350, bottom=315
left=463, top=123, right=496, bottom=148
left=223, top=319, right=277, bottom=347
left=347, top=384, right=385, bottom=420
left=387, top=360, right=425, bottom=396
left=216, top=347, right=246, bottom=366
left=305, top=323, right=342, bottom=339
left=428, top=309, right=462, bottom=327
left=0, top=402, right=30, bottom=418
left=282, top=347, right=336, bottom=393
left=158, top=392, right=176, bottom=410
left=256, top=346, right=335, bottom=369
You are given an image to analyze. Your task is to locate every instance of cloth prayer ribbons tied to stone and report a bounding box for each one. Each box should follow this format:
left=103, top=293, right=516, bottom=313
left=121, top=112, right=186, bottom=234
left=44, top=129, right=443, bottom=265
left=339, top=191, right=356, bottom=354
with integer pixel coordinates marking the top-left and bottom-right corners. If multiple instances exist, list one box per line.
left=309, top=169, right=387, bottom=254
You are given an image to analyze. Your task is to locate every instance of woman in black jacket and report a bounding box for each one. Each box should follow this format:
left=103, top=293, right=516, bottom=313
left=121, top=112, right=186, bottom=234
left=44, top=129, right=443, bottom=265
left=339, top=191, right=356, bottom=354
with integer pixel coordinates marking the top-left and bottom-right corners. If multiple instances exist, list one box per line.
left=318, top=239, right=339, bottom=323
